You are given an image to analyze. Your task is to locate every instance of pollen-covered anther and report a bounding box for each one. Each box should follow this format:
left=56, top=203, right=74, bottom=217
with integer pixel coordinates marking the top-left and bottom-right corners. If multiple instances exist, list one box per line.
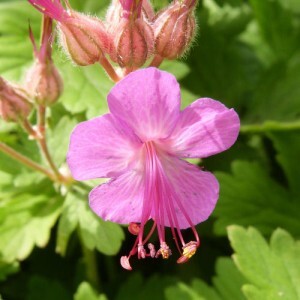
left=138, top=244, right=146, bottom=259
left=148, top=243, right=156, bottom=258
left=156, top=242, right=172, bottom=259
left=120, top=256, right=132, bottom=271
left=176, top=241, right=198, bottom=264
left=128, top=222, right=140, bottom=235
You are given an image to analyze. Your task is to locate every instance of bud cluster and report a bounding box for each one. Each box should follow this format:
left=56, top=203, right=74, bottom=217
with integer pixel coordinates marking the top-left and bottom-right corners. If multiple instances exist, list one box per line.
left=28, top=0, right=198, bottom=80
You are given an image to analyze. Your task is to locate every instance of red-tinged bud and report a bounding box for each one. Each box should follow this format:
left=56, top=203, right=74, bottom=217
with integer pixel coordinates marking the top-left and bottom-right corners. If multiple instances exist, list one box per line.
left=0, top=77, right=32, bottom=122
left=109, top=18, right=154, bottom=68
left=28, top=0, right=111, bottom=66
left=26, top=61, right=63, bottom=106
left=26, top=17, right=63, bottom=106
left=153, top=0, right=197, bottom=59
left=105, top=0, right=154, bottom=69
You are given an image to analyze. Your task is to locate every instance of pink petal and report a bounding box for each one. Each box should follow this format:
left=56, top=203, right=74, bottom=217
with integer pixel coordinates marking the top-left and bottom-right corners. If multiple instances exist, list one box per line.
left=108, top=68, right=181, bottom=142
left=89, top=170, right=144, bottom=224
left=160, top=158, right=219, bottom=229
left=67, top=114, right=142, bottom=180
left=169, top=98, right=240, bottom=158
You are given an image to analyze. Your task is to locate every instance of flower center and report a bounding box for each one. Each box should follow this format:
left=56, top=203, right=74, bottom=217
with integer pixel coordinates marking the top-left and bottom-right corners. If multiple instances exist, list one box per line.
left=120, top=141, right=200, bottom=270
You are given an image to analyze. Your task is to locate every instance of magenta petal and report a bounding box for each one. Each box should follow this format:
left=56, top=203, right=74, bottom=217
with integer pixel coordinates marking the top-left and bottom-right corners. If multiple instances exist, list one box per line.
left=89, top=170, right=144, bottom=224
left=170, top=98, right=240, bottom=158
left=67, top=114, right=141, bottom=180
left=161, top=159, right=219, bottom=229
left=108, top=68, right=181, bottom=142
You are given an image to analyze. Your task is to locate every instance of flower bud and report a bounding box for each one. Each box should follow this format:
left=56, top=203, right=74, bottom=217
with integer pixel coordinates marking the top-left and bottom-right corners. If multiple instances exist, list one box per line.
left=0, top=77, right=32, bottom=122
left=153, top=0, right=197, bottom=59
left=26, top=16, right=63, bottom=106
left=26, top=61, right=63, bottom=106
left=106, top=0, right=154, bottom=69
left=28, top=0, right=111, bottom=66
left=109, top=18, right=154, bottom=68
left=59, top=13, right=111, bottom=66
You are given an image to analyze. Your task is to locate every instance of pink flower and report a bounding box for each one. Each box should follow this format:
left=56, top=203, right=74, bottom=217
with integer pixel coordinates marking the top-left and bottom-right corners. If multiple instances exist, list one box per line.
left=67, top=68, right=240, bottom=270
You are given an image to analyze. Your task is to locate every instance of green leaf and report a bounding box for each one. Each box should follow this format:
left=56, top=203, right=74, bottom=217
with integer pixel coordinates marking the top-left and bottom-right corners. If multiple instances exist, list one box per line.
left=0, top=258, right=19, bottom=281
left=56, top=191, right=124, bottom=256
left=182, top=0, right=261, bottom=110
left=248, top=0, right=300, bottom=61
left=26, top=276, right=72, bottom=300
left=214, top=161, right=300, bottom=237
left=47, top=116, right=77, bottom=166
left=228, top=226, right=300, bottom=300
left=74, top=282, right=107, bottom=300
left=268, top=130, right=300, bottom=198
left=0, top=191, right=63, bottom=262
left=245, top=53, right=300, bottom=123
left=165, top=258, right=246, bottom=300
left=212, top=258, right=246, bottom=300
left=116, top=273, right=178, bottom=300
left=0, top=1, right=40, bottom=80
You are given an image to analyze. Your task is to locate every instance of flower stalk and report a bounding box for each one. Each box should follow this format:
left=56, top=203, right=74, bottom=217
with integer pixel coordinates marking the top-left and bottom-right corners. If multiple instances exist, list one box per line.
left=0, top=141, right=56, bottom=181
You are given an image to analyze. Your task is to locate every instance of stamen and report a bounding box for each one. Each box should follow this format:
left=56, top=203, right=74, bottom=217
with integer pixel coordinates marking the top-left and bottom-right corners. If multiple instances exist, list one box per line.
left=128, top=222, right=140, bottom=235
left=148, top=243, right=156, bottom=258
left=177, top=241, right=198, bottom=264
left=156, top=242, right=172, bottom=259
left=120, top=256, right=132, bottom=270
left=138, top=244, right=146, bottom=259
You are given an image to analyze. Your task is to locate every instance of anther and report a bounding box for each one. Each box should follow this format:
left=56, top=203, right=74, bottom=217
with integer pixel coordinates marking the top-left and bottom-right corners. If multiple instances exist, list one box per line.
left=148, top=243, right=156, bottom=258
left=120, top=256, right=132, bottom=270
left=177, top=241, right=198, bottom=264
left=138, top=244, right=146, bottom=259
left=128, top=222, right=140, bottom=235
left=156, top=242, right=172, bottom=259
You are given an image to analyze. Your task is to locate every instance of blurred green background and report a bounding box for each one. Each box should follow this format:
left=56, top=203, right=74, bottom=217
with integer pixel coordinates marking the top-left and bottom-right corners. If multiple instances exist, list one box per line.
left=0, top=0, right=300, bottom=299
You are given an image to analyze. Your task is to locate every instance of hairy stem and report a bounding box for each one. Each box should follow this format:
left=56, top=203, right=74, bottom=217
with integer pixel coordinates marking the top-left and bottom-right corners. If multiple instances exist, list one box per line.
left=0, top=142, right=56, bottom=181
left=99, top=56, right=121, bottom=82
left=149, top=55, right=164, bottom=68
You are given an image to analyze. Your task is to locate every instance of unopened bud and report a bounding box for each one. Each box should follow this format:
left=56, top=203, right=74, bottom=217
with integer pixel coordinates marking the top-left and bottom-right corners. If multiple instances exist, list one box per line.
left=28, top=0, right=111, bottom=66
left=26, top=61, right=63, bottom=106
left=153, top=0, right=197, bottom=59
left=0, top=78, right=32, bottom=122
left=106, top=0, right=154, bottom=68
left=109, top=18, right=154, bottom=68
left=59, top=13, right=111, bottom=66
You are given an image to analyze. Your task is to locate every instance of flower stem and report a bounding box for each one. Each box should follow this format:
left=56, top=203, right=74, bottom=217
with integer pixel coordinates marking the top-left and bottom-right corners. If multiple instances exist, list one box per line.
left=80, top=238, right=101, bottom=290
left=149, top=55, right=164, bottom=68
left=240, top=121, right=300, bottom=134
left=21, top=119, right=38, bottom=138
left=38, top=105, right=46, bottom=135
left=0, top=141, right=55, bottom=180
left=99, top=56, right=120, bottom=82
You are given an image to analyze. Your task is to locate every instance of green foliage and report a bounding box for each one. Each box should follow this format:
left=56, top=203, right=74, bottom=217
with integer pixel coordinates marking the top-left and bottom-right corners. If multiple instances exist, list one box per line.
left=74, top=282, right=107, bottom=300
left=0, top=191, right=63, bottom=262
left=214, top=160, right=300, bottom=237
left=56, top=191, right=124, bottom=256
left=228, top=226, right=300, bottom=300
left=0, top=0, right=299, bottom=299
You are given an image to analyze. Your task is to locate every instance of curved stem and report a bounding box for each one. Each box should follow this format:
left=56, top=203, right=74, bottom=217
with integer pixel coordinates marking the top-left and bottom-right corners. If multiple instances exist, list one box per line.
left=0, top=142, right=56, bottom=181
left=240, top=121, right=300, bottom=134
left=99, top=56, right=120, bottom=82
left=79, top=235, right=101, bottom=290
left=38, top=137, right=62, bottom=179
left=21, top=119, right=38, bottom=138
left=149, top=55, right=164, bottom=68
